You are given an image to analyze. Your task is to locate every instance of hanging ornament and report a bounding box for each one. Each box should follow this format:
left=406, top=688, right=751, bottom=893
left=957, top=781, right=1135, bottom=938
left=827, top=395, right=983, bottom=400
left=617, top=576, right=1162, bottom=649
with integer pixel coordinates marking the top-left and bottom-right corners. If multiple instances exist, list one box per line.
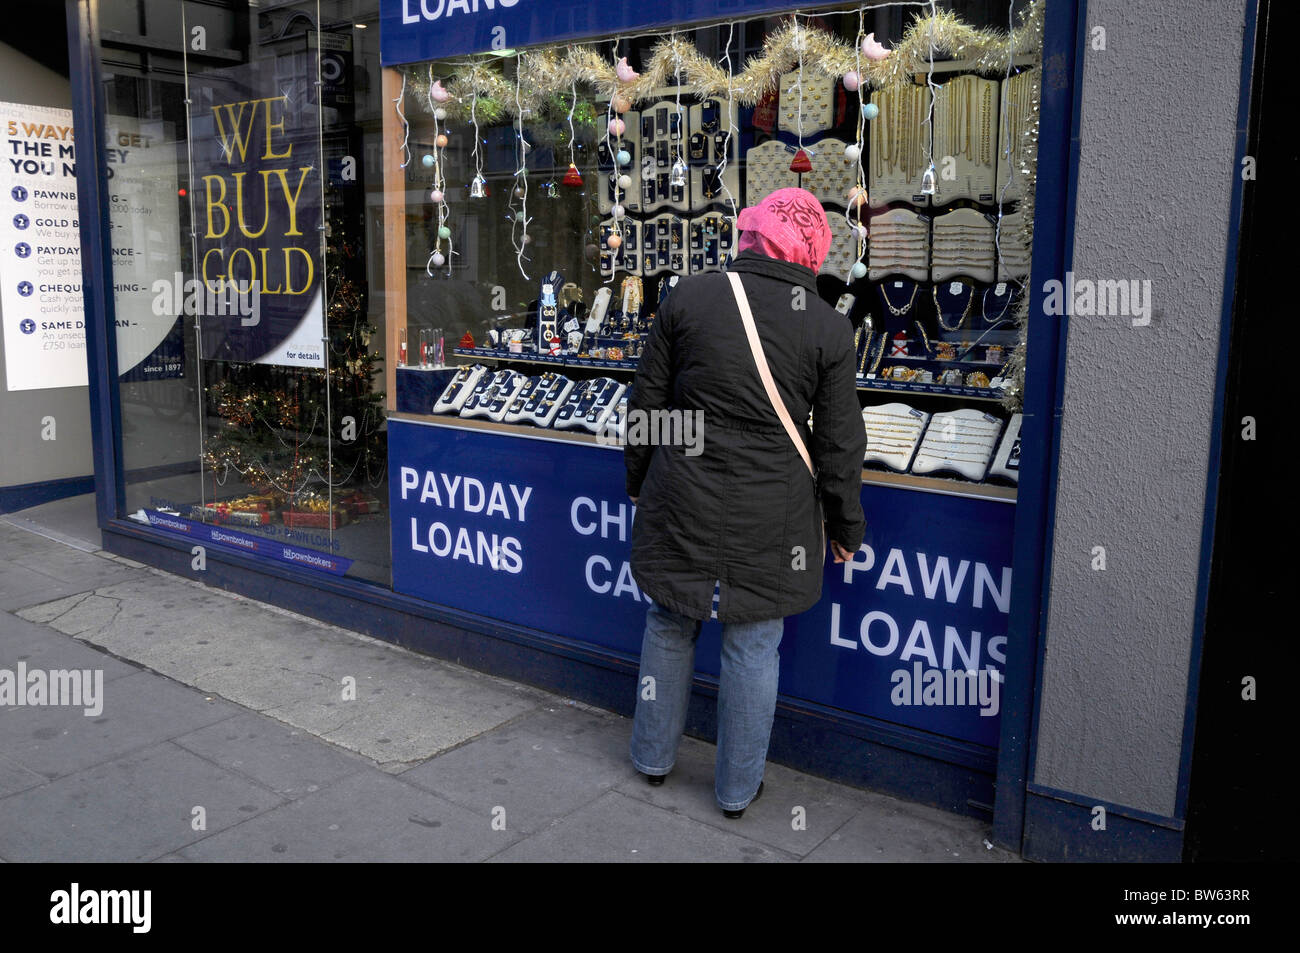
left=432, top=252, right=446, bottom=267
left=562, top=163, right=584, bottom=187
left=670, top=156, right=688, bottom=189
left=585, top=243, right=599, bottom=260
left=615, top=56, right=640, bottom=83
left=438, top=225, right=451, bottom=239
left=789, top=149, right=813, bottom=174
left=618, top=173, right=632, bottom=190
left=612, top=94, right=632, bottom=114
left=846, top=185, right=868, bottom=208
left=862, top=34, right=891, bottom=60
left=844, top=143, right=861, bottom=162
left=470, top=174, right=488, bottom=198
left=606, top=233, right=623, bottom=249
left=862, top=103, right=879, bottom=121
left=612, top=204, right=626, bottom=219
left=921, top=163, right=937, bottom=195
left=514, top=185, right=526, bottom=198
left=843, top=71, right=862, bottom=92
left=431, top=80, right=451, bottom=102
left=851, top=261, right=868, bottom=279
left=616, top=149, right=631, bottom=166
left=421, top=154, right=435, bottom=168
left=436, top=133, right=448, bottom=148
left=853, top=223, right=868, bottom=241
left=542, top=180, right=560, bottom=198
left=430, top=189, right=444, bottom=203
left=608, top=117, right=626, bottom=137
left=434, top=107, right=447, bottom=121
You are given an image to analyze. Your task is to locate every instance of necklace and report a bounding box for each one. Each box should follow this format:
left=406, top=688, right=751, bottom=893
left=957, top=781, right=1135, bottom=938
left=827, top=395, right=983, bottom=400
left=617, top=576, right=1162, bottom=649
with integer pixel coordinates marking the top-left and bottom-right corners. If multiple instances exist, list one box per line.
left=980, top=83, right=992, bottom=166
left=933, top=284, right=975, bottom=331
left=982, top=286, right=1015, bottom=324
left=880, top=284, right=918, bottom=316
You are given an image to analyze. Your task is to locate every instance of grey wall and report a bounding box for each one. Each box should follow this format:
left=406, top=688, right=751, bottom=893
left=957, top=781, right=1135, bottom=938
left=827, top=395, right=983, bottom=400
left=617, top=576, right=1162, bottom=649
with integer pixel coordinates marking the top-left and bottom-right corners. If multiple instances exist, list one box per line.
left=1032, top=0, right=1246, bottom=817
left=0, top=40, right=94, bottom=494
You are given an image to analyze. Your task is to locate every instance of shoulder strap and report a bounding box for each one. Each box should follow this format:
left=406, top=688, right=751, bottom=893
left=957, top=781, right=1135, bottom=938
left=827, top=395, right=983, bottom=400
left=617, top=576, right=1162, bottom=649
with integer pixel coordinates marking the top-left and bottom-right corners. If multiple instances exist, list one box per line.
left=726, top=271, right=814, bottom=479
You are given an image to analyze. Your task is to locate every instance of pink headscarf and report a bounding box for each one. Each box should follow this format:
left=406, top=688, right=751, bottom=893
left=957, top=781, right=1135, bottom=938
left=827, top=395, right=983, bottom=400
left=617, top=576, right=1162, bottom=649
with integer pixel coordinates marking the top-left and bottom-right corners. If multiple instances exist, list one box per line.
left=735, top=186, right=832, bottom=273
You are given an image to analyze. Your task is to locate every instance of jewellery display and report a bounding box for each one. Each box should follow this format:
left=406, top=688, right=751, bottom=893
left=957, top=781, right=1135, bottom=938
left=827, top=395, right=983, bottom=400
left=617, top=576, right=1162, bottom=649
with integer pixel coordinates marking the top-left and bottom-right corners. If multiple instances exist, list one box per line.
left=880, top=281, right=919, bottom=316
left=552, top=377, right=627, bottom=433
left=778, top=69, right=833, bottom=137
left=744, top=140, right=800, bottom=207
left=869, top=82, right=930, bottom=207
left=799, top=138, right=859, bottom=208
left=995, top=209, right=1032, bottom=280
left=862, top=403, right=930, bottom=472
left=982, top=282, right=1017, bottom=324
left=687, top=98, right=740, bottom=209
left=996, top=68, right=1040, bottom=204
left=932, top=208, right=996, bottom=283
left=460, top=369, right=529, bottom=421
left=638, top=101, right=691, bottom=213
left=911, top=409, right=1004, bottom=481
left=869, top=208, right=929, bottom=281
left=933, top=281, right=976, bottom=331
left=433, top=364, right=489, bottom=415
left=988, top=412, right=1024, bottom=483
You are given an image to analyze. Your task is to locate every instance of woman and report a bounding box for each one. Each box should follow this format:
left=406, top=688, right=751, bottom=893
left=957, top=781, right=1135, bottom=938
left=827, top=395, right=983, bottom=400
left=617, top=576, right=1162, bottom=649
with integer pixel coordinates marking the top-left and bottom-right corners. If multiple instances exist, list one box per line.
left=625, top=187, right=867, bottom=818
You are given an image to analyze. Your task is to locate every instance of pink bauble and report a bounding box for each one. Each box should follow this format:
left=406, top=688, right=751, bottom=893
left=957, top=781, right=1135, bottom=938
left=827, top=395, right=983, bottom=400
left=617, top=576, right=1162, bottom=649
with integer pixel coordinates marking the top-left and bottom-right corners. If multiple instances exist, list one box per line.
left=606, top=234, right=623, bottom=249
left=430, top=189, right=444, bottom=203
left=843, top=71, right=862, bottom=92
left=608, top=118, right=626, bottom=137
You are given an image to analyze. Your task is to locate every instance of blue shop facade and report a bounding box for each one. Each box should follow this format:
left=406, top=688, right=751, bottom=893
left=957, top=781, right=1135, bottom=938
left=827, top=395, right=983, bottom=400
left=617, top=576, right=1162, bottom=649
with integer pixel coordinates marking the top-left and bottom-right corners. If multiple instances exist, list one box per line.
left=52, top=0, right=1261, bottom=861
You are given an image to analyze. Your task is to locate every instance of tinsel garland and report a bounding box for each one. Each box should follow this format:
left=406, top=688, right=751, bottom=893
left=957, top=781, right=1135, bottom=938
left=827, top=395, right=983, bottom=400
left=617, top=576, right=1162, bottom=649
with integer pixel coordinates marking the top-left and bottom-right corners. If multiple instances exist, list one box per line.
left=404, top=2, right=1044, bottom=122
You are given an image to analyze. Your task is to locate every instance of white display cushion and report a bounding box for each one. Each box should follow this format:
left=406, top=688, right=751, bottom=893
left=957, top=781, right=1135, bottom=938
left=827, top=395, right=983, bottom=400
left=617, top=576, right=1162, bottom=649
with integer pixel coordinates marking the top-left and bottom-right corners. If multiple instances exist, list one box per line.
left=988, top=412, right=1023, bottom=483
left=432, top=364, right=488, bottom=415
left=552, top=377, right=625, bottom=432
left=460, top=369, right=528, bottom=422
left=527, top=374, right=576, bottom=429
left=862, top=402, right=930, bottom=472
left=910, top=408, right=1004, bottom=481
left=744, top=140, right=800, bottom=207
left=778, top=70, right=834, bottom=137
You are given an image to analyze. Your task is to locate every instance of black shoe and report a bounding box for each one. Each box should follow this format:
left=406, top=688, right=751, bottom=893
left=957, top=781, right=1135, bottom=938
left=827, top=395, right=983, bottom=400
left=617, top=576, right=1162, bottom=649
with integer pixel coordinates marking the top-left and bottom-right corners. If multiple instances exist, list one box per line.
left=642, top=771, right=667, bottom=786
left=722, top=781, right=763, bottom=819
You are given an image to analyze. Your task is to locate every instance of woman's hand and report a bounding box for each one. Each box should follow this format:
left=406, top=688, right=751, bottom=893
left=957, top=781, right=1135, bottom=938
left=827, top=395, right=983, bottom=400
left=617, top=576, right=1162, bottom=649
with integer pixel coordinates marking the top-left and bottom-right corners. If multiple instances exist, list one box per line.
left=629, top=496, right=638, bottom=505
left=830, top=541, right=855, bottom=564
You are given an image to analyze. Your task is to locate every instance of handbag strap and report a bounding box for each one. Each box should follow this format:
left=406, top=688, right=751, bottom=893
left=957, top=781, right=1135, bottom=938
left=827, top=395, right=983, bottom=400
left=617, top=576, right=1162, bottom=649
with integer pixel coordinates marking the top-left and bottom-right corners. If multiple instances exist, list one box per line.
left=726, top=271, right=815, bottom=479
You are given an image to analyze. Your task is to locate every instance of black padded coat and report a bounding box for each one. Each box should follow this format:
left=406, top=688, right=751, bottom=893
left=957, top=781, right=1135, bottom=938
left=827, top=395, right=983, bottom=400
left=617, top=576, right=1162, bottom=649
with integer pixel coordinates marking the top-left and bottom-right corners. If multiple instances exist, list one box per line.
left=625, top=250, right=867, bottom=623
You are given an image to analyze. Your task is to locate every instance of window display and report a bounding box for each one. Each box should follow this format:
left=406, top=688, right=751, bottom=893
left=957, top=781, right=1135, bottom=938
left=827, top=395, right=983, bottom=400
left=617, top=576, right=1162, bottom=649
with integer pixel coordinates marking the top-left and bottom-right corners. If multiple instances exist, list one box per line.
left=389, top=2, right=1043, bottom=499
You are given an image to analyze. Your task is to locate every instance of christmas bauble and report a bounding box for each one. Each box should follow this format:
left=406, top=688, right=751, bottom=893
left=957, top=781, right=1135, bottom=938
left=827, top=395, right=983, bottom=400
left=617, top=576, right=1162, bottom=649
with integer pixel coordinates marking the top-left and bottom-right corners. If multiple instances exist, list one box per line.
left=432, top=252, right=446, bottom=267
left=843, top=71, right=862, bottom=92
left=434, top=107, right=447, bottom=121
left=845, top=144, right=861, bottom=162
left=862, top=103, right=879, bottom=120
left=612, top=204, right=626, bottom=219
left=618, top=174, right=632, bottom=190
left=608, top=118, right=626, bottom=136
left=436, top=134, right=448, bottom=148
left=851, top=261, right=868, bottom=279
left=606, top=234, right=623, bottom=249
left=421, top=154, right=434, bottom=168
left=438, top=226, right=451, bottom=239
left=430, top=189, right=444, bottom=203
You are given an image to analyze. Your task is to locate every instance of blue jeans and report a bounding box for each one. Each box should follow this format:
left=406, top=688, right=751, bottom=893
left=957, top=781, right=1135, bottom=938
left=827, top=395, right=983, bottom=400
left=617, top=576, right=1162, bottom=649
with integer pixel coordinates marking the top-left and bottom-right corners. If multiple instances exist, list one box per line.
left=629, top=601, right=785, bottom=811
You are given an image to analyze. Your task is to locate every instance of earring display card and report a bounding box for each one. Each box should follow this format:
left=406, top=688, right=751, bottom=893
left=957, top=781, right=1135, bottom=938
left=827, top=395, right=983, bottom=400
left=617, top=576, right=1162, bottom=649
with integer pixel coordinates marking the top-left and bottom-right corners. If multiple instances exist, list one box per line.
left=687, top=98, right=740, bottom=210
left=996, top=68, right=1039, bottom=204
left=799, top=138, right=860, bottom=208
left=432, top=364, right=488, bottom=415
left=688, top=212, right=735, bottom=274
left=988, top=412, right=1022, bottom=482
left=552, top=377, right=625, bottom=432
left=777, top=70, right=834, bottom=137
left=862, top=402, right=930, bottom=472
left=931, top=74, right=998, bottom=206
left=868, top=82, right=931, bottom=207
left=597, top=109, right=641, bottom=214
left=931, top=207, right=996, bottom=284
left=744, top=140, right=800, bottom=207
left=910, top=408, right=1004, bottom=481
left=598, top=218, right=643, bottom=279
left=639, top=102, right=692, bottom=214
left=640, top=213, right=688, bottom=277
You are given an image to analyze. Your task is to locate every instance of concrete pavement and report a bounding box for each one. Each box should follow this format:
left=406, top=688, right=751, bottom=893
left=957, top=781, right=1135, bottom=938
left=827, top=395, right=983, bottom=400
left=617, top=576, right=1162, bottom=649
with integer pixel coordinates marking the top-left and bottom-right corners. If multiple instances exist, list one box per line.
left=0, top=497, right=1019, bottom=862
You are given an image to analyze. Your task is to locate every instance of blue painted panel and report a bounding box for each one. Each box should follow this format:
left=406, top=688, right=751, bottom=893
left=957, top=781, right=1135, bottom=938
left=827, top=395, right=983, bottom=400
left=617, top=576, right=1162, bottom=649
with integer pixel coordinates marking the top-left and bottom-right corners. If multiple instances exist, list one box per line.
left=381, top=0, right=819, bottom=65
left=388, top=418, right=1014, bottom=747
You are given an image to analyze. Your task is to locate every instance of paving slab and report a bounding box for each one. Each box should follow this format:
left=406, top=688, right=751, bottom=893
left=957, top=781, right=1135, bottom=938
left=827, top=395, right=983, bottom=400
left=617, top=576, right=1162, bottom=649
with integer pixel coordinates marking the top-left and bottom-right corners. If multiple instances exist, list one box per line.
left=400, top=715, right=637, bottom=834
left=801, top=791, right=1015, bottom=862
left=612, top=733, right=870, bottom=857
left=0, top=611, right=141, bottom=683
left=487, top=789, right=791, bottom=863
left=172, top=711, right=371, bottom=799
left=179, top=769, right=519, bottom=862
left=0, top=669, right=239, bottom=780
left=0, top=740, right=284, bottom=862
